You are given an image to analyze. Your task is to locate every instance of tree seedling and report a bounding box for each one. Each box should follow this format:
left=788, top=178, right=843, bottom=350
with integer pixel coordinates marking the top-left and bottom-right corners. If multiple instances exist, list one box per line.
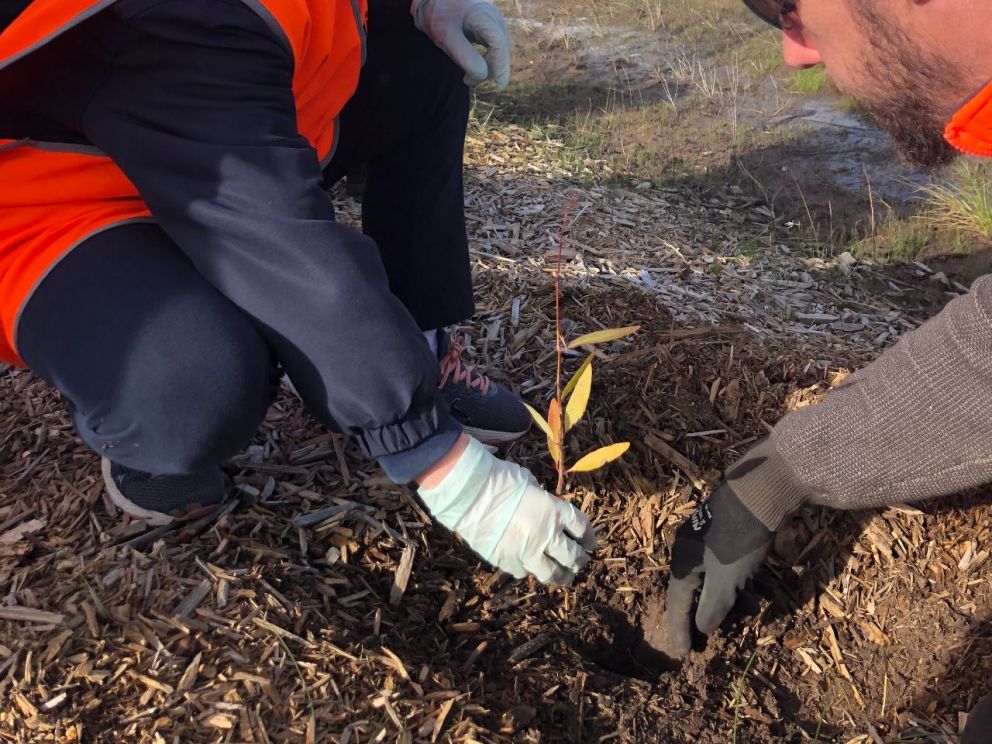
left=525, top=197, right=639, bottom=497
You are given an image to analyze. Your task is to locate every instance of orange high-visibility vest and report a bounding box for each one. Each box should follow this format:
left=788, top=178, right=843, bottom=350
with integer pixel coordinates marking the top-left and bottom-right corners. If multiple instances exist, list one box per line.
left=0, top=0, right=367, bottom=366
left=946, top=79, right=992, bottom=159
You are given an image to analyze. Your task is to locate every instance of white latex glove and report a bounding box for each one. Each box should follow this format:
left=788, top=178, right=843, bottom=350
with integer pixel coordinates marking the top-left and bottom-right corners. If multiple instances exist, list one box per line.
left=418, top=437, right=597, bottom=585
left=410, top=0, right=512, bottom=88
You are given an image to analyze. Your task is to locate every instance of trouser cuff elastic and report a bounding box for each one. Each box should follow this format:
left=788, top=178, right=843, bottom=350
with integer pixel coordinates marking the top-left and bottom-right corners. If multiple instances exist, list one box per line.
left=375, top=411, right=463, bottom=483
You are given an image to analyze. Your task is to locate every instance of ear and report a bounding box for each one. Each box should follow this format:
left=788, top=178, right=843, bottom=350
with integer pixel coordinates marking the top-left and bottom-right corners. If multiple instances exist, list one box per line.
left=783, top=22, right=823, bottom=67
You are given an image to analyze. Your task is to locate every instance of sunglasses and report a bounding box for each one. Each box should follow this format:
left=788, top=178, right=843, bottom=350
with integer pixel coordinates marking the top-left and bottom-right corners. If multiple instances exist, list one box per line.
left=741, top=0, right=797, bottom=29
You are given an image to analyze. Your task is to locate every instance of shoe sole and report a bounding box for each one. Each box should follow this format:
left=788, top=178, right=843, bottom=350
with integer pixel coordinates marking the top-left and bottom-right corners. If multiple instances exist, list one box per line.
left=101, top=458, right=175, bottom=527
left=462, top=425, right=530, bottom=445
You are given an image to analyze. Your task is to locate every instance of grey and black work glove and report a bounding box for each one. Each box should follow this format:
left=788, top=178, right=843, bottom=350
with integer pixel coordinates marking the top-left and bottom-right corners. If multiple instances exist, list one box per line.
left=663, top=439, right=803, bottom=657
left=666, top=275, right=992, bottom=655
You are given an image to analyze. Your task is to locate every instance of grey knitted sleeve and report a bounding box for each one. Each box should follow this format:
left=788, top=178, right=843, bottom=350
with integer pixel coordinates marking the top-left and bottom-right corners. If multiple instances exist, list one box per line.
left=731, top=275, right=992, bottom=531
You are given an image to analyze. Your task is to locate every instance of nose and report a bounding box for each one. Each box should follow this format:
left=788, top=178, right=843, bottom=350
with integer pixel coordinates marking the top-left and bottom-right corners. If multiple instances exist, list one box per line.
left=783, top=27, right=823, bottom=67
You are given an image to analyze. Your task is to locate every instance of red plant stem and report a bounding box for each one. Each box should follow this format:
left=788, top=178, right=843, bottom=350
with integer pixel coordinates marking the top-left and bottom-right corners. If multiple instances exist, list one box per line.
left=554, top=196, right=578, bottom=496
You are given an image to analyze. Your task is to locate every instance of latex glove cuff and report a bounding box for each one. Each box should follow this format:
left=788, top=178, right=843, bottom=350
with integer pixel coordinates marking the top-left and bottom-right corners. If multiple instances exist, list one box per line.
left=417, top=436, right=523, bottom=561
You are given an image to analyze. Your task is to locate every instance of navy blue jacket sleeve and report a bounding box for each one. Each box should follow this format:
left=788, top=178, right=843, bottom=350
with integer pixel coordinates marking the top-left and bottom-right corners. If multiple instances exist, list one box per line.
left=78, top=0, right=459, bottom=474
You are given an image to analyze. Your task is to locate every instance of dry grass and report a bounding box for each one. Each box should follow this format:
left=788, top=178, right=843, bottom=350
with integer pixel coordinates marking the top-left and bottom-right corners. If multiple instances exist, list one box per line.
left=490, top=0, right=784, bottom=189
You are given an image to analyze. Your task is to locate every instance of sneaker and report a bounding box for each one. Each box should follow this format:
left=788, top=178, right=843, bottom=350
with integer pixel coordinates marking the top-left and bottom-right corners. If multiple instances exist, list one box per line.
left=101, top=458, right=225, bottom=526
left=437, top=335, right=531, bottom=444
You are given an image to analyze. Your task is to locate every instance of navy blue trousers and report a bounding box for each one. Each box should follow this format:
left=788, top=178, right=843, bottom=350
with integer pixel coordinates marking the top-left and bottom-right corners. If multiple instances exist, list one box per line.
left=12, top=0, right=471, bottom=481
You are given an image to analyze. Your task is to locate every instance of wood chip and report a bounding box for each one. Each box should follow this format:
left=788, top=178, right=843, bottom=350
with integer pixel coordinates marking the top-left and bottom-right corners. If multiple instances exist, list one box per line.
left=173, top=579, right=211, bottom=619
left=177, top=652, right=202, bottom=693
left=643, top=434, right=705, bottom=490
left=378, top=647, right=410, bottom=680
left=0, top=606, right=63, bottom=625
left=252, top=617, right=313, bottom=647
left=432, top=699, right=456, bottom=743
left=508, top=633, right=552, bottom=663
left=0, top=518, right=44, bottom=544
left=389, top=545, right=415, bottom=607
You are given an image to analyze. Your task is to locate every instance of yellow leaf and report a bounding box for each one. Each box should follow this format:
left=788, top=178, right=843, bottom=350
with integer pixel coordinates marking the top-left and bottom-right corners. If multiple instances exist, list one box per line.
left=548, top=437, right=563, bottom=467
left=524, top=403, right=555, bottom=442
left=547, top=398, right=563, bottom=443
left=562, top=352, right=594, bottom=401
left=568, top=442, right=631, bottom=473
left=564, top=363, right=592, bottom=433
left=567, top=325, right=640, bottom=349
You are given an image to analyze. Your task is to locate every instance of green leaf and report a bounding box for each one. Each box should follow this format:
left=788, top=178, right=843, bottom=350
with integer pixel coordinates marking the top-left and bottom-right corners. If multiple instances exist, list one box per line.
left=524, top=403, right=555, bottom=442
left=564, top=363, right=592, bottom=433
left=567, top=325, right=640, bottom=349
left=568, top=442, right=631, bottom=473
left=562, top=352, right=594, bottom=401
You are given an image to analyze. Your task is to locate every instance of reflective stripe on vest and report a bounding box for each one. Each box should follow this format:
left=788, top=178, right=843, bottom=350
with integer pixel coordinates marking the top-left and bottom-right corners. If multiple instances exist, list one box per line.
left=0, top=0, right=367, bottom=366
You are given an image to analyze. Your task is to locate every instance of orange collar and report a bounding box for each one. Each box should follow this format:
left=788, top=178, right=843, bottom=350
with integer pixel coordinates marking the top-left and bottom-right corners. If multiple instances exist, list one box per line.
left=945, top=78, right=992, bottom=158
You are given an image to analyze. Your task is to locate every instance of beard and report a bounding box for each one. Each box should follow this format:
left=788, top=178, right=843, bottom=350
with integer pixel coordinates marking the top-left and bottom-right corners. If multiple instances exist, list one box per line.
left=845, top=1, right=962, bottom=169
left=856, top=87, right=957, bottom=169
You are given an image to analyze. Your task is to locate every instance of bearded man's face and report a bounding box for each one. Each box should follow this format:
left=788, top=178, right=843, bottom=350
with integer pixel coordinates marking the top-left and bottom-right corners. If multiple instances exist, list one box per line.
left=842, top=1, right=957, bottom=168
left=779, top=0, right=986, bottom=169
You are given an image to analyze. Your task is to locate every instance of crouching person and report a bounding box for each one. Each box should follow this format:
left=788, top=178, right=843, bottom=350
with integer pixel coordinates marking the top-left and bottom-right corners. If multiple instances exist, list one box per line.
left=0, top=0, right=595, bottom=585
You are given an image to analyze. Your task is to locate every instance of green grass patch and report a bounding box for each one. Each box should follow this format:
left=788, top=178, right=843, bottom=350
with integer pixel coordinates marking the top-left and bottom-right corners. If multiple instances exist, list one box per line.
left=848, top=218, right=936, bottom=262
left=735, top=236, right=763, bottom=260
left=844, top=210, right=985, bottom=263
left=789, top=66, right=827, bottom=94
left=919, top=160, right=992, bottom=241
left=735, top=33, right=783, bottom=75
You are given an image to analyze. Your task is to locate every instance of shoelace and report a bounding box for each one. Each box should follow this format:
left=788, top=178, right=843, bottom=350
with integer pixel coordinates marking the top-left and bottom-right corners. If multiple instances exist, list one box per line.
left=439, top=337, right=491, bottom=395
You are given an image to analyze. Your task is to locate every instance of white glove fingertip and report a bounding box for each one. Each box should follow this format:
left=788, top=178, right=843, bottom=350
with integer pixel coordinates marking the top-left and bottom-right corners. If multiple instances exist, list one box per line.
left=504, top=565, right=528, bottom=580
left=493, top=67, right=510, bottom=89
left=529, top=554, right=575, bottom=586
left=554, top=570, right=577, bottom=588
left=482, top=21, right=512, bottom=85
left=573, top=529, right=597, bottom=553
left=464, top=6, right=511, bottom=86
left=559, top=502, right=597, bottom=552
left=544, top=533, right=586, bottom=575
left=460, top=56, right=488, bottom=86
